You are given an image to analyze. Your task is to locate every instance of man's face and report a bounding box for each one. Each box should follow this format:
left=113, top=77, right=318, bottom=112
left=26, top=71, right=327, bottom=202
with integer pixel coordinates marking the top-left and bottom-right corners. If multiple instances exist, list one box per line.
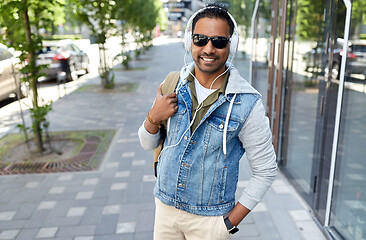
left=191, top=17, right=231, bottom=75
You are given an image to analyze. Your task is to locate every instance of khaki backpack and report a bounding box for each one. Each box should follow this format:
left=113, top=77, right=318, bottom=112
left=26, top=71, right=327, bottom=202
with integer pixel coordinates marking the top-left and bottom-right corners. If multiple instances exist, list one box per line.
left=153, top=71, right=180, bottom=177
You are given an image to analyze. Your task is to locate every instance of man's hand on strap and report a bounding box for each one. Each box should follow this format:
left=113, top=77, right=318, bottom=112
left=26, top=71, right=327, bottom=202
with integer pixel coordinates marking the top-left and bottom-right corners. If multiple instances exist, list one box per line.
left=145, top=84, right=178, bottom=134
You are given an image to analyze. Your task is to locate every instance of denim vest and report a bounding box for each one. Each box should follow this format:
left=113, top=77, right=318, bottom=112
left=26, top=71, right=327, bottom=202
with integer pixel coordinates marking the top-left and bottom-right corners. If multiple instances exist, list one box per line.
left=154, top=81, right=260, bottom=216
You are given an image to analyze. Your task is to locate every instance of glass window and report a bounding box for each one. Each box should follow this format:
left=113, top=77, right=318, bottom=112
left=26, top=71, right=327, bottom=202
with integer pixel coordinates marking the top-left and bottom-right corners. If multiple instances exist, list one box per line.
left=38, top=45, right=58, bottom=54
left=71, top=44, right=81, bottom=52
left=66, top=45, right=73, bottom=52
left=284, top=0, right=326, bottom=199
left=330, top=0, right=366, bottom=239
left=0, top=47, right=13, bottom=61
left=250, top=0, right=272, bottom=104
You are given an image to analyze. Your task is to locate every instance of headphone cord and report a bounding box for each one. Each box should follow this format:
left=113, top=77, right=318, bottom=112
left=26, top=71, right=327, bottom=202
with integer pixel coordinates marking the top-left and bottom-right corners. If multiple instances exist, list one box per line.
left=161, top=45, right=236, bottom=154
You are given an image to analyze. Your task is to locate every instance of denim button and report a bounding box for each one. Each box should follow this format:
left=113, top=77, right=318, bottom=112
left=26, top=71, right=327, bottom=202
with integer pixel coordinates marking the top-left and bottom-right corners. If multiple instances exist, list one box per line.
left=184, top=136, right=188, bottom=140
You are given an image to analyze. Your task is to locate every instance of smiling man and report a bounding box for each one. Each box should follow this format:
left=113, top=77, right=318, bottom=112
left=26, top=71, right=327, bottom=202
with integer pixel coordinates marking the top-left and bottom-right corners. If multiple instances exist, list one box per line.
left=138, top=3, right=277, bottom=240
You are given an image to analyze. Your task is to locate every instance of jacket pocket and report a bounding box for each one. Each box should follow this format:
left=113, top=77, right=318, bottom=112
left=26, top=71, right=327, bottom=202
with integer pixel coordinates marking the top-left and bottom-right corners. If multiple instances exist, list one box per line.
left=206, top=114, right=240, bottom=150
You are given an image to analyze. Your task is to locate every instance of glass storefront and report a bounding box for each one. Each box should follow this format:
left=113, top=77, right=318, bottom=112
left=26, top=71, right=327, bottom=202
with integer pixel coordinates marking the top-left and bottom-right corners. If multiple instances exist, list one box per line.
left=248, top=0, right=366, bottom=236
left=329, top=0, right=366, bottom=238
left=282, top=0, right=326, bottom=202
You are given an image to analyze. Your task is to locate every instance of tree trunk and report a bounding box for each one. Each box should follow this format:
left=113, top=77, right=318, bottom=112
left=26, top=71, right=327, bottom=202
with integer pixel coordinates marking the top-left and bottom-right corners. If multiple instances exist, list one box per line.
left=22, top=0, right=44, bottom=153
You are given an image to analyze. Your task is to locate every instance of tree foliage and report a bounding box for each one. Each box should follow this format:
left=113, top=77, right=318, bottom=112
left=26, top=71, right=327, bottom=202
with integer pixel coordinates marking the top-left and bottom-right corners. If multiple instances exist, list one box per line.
left=352, top=0, right=366, bottom=27
left=75, top=0, right=117, bottom=88
left=228, top=0, right=255, bottom=39
left=294, top=0, right=366, bottom=40
left=69, top=0, right=162, bottom=87
left=0, top=0, right=62, bottom=153
left=114, top=0, right=161, bottom=65
left=296, top=0, right=326, bottom=41
left=351, top=0, right=366, bottom=38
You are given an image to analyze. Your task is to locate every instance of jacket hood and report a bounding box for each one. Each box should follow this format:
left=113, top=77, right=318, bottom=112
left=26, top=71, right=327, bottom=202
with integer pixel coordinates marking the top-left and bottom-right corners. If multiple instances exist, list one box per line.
left=179, top=61, right=260, bottom=96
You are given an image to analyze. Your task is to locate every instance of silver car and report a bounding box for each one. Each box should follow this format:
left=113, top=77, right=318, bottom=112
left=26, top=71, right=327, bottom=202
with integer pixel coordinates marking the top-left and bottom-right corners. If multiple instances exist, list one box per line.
left=349, top=40, right=366, bottom=78
left=0, top=44, right=27, bottom=102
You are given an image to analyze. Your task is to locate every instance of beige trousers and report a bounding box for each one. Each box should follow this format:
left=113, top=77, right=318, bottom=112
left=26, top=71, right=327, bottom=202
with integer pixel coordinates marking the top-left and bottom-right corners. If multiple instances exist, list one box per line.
left=154, top=198, right=232, bottom=240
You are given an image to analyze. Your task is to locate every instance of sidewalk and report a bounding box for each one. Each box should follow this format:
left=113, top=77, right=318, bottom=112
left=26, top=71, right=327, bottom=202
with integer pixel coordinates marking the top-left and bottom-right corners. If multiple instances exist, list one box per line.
left=0, top=37, right=327, bottom=240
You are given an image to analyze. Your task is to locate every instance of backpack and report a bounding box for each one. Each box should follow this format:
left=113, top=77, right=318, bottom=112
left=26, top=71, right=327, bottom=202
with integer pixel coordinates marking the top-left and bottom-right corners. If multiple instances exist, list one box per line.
left=153, top=71, right=180, bottom=177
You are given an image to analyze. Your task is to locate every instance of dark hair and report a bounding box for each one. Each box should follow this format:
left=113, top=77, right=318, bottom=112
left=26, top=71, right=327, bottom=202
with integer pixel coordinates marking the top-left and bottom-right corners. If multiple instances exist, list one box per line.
left=191, top=3, right=235, bottom=36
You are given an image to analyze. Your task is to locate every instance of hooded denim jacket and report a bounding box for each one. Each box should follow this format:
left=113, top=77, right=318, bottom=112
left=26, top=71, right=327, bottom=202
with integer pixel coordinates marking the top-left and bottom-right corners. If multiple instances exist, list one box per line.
left=138, top=62, right=277, bottom=216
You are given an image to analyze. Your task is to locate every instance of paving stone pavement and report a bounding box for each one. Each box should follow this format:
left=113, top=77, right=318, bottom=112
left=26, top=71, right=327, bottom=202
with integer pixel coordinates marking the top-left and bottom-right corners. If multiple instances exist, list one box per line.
left=0, top=37, right=327, bottom=240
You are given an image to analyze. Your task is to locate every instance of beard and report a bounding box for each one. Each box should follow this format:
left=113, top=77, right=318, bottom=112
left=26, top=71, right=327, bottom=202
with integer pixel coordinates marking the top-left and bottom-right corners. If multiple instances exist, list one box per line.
left=194, top=54, right=227, bottom=74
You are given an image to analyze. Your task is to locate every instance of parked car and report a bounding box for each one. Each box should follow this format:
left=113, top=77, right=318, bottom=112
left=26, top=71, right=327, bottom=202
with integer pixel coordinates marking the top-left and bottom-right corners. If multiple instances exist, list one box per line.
left=303, top=40, right=356, bottom=79
left=0, top=43, right=27, bottom=102
left=331, top=40, right=356, bottom=79
left=37, top=39, right=89, bottom=81
left=303, top=43, right=324, bottom=74
left=348, top=40, right=366, bottom=78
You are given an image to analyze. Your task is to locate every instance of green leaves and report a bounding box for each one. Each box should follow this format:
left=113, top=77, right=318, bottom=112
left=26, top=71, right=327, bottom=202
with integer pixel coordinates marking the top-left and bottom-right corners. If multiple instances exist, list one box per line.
left=29, top=101, right=53, bottom=136
left=228, top=0, right=258, bottom=39
left=296, top=0, right=326, bottom=41
left=114, top=0, right=161, bottom=33
left=0, top=0, right=60, bottom=153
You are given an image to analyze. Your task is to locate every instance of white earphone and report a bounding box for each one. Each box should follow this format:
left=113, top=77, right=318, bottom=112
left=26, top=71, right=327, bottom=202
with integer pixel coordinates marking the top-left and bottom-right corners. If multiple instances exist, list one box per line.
left=184, top=6, right=239, bottom=56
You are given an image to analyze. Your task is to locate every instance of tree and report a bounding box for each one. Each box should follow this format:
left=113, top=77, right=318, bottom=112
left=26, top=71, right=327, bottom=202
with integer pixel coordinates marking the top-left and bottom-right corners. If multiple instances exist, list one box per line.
left=351, top=0, right=366, bottom=38
left=114, top=0, right=162, bottom=62
left=75, top=0, right=117, bottom=89
left=296, top=0, right=326, bottom=41
left=0, top=0, right=62, bottom=153
left=228, top=0, right=256, bottom=39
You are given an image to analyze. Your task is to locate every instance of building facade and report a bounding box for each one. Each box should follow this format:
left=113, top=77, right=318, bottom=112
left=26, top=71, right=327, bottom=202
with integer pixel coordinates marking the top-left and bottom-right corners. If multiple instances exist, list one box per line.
left=250, top=0, right=366, bottom=238
left=163, top=0, right=365, bottom=239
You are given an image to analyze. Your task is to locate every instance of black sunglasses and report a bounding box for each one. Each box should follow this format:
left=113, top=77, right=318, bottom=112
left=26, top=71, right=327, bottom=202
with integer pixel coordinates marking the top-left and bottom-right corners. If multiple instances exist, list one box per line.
left=192, top=34, right=231, bottom=49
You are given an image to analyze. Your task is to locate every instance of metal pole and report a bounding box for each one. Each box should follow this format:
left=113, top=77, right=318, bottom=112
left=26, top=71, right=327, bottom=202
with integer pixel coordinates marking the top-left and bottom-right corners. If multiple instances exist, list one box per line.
left=11, top=62, right=31, bottom=151
left=249, top=0, right=260, bottom=85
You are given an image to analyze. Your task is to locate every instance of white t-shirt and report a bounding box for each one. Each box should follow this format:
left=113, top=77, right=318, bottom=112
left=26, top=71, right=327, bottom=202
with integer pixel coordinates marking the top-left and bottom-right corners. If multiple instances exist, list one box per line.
left=194, top=78, right=217, bottom=105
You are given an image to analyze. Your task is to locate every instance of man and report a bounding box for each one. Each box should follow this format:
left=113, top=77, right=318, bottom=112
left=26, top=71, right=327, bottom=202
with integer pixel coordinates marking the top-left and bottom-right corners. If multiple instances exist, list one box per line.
left=138, top=4, right=277, bottom=239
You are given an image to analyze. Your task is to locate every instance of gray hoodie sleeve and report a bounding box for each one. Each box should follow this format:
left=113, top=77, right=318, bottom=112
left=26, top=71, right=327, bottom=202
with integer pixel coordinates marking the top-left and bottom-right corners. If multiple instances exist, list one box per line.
left=138, top=121, right=162, bottom=151
left=238, top=99, right=278, bottom=210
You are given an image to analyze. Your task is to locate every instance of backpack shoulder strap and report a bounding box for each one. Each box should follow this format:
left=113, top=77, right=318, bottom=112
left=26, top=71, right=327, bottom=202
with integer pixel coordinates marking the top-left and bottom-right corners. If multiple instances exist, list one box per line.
left=161, top=71, right=180, bottom=95
left=153, top=71, right=180, bottom=177
left=159, top=71, right=180, bottom=130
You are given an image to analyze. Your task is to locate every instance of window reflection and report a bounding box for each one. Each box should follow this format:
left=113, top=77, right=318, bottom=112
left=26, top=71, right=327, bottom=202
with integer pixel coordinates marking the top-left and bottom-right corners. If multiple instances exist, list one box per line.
left=250, top=0, right=272, bottom=104
left=330, top=0, right=366, bottom=238
left=285, top=0, right=325, bottom=197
